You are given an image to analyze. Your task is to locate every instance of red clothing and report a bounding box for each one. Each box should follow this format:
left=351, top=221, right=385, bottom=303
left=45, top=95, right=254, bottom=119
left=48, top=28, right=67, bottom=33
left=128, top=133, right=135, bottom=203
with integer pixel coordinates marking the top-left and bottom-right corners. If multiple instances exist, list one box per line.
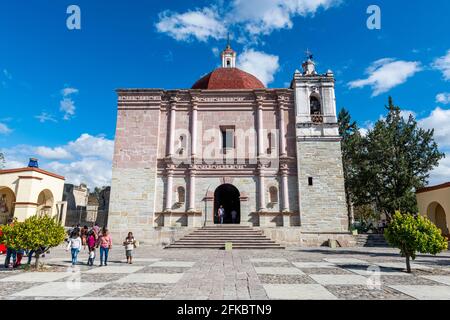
left=87, top=235, right=96, bottom=248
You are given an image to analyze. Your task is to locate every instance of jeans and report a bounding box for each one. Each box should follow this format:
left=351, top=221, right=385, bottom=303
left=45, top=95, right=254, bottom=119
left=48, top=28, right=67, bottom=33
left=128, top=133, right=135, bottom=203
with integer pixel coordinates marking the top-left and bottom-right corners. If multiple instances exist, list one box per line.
left=71, top=248, right=80, bottom=265
left=220, top=215, right=224, bottom=224
left=4, top=248, right=17, bottom=268
left=100, top=247, right=109, bottom=265
left=27, top=250, right=35, bottom=265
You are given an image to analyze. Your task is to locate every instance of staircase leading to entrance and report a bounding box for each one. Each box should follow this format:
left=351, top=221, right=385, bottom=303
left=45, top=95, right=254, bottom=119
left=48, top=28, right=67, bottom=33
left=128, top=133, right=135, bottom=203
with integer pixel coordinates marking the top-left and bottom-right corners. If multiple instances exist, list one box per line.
left=166, top=225, right=285, bottom=249
left=355, top=234, right=389, bottom=247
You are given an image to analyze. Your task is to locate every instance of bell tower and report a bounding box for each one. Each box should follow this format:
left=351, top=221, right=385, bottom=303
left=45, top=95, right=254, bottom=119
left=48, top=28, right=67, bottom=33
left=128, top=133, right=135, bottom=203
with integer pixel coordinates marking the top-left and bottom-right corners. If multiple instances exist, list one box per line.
left=221, top=36, right=236, bottom=68
left=292, top=52, right=349, bottom=233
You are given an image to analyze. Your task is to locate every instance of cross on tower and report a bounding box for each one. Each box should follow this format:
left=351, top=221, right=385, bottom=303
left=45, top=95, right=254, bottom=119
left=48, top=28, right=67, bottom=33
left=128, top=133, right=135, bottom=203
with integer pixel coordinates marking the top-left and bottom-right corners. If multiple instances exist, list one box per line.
left=305, top=49, right=314, bottom=60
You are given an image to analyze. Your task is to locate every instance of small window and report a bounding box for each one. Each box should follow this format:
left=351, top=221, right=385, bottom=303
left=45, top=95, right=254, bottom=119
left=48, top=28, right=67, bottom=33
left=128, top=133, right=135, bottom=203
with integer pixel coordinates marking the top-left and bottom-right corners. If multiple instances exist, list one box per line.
left=177, top=186, right=185, bottom=203
left=267, top=132, right=276, bottom=154
left=269, top=186, right=278, bottom=203
left=221, top=127, right=235, bottom=150
left=308, top=177, right=313, bottom=186
left=310, top=96, right=321, bottom=115
left=226, top=60, right=231, bottom=67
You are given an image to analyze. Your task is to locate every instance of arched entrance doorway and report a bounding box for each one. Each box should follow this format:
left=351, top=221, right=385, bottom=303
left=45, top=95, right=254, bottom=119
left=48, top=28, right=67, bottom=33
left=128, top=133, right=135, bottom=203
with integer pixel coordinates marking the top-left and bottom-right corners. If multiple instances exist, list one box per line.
left=0, top=187, right=15, bottom=224
left=37, top=189, right=54, bottom=217
left=427, top=202, right=449, bottom=236
left=214, top=184, right=240, bottom=224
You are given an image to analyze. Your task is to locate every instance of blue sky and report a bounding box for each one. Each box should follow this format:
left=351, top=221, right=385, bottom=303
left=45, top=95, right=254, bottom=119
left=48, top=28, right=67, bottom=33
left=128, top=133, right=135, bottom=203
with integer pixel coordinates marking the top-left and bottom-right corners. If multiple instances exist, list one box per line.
left=1, top=0, right=449, bottom=188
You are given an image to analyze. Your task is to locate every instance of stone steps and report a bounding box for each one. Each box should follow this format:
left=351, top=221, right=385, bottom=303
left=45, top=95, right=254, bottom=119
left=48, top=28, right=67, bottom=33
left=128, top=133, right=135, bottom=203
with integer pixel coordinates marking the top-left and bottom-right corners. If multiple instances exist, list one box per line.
left=165, top=225, right=285, bottom=249
left=355, top=234, right=389, bottom=247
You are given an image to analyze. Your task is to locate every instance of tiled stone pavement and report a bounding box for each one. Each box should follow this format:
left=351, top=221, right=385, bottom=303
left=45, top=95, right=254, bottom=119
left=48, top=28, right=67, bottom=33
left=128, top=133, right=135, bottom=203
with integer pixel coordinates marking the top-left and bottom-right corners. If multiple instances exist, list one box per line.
left=0, top=246, right=450, bottom=300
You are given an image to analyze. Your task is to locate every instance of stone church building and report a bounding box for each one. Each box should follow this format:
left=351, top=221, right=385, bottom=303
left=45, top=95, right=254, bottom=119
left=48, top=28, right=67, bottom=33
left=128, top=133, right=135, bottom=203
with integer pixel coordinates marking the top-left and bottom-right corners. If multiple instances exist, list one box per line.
left=109, top=44, right=351, bottom=246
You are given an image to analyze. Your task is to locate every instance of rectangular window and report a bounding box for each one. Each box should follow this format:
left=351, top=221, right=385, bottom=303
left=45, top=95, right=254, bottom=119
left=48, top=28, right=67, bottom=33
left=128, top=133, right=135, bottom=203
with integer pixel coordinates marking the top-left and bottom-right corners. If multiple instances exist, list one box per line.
left=308, top=177, right=313, bottom=186
left=221, top=126, right=235, bottom=150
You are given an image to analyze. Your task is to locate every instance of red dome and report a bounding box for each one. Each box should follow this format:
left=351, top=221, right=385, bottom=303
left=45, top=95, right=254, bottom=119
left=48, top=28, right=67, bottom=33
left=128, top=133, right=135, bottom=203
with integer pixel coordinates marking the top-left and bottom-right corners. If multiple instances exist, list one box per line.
left=192, top=68, right=265, bottom=90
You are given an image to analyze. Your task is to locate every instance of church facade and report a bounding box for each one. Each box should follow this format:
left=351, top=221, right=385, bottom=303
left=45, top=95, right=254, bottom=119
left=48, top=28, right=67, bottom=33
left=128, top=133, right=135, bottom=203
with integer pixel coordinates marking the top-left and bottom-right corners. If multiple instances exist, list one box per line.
left=108, top=45, right=352, bottom=246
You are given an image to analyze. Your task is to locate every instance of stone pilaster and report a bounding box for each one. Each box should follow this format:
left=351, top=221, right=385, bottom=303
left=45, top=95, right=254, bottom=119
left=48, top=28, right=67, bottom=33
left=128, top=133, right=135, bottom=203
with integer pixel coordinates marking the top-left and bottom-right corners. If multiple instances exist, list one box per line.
left=280, top=163, right=289, bottom=213
left=256, top=97, right=264, bottom=157
left=190, top=98, right=198, bottom=158
left=187, top=166, right=196, bottom=212
left=164, top=165, right=174, bottom=212
left=277, top=96, right=287, bottom=157
left=167, top=97, right=178, bottom=157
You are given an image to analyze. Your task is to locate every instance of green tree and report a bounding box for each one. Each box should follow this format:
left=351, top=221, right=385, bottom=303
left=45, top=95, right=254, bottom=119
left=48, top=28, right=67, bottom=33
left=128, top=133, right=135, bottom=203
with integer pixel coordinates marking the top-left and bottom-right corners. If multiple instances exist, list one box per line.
left=0, top=215, right=66, bottom=268
left=338, top=108, right=365, bottom=226
left=385, top=211, right=448, bottom=273
left=358, top=97, right=443, bottom=219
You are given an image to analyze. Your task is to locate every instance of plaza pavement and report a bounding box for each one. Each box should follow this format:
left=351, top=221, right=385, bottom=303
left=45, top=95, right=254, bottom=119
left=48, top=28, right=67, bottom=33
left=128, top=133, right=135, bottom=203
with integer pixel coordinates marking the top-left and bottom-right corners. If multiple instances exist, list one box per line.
left=1, top=245, right=450, bottom=300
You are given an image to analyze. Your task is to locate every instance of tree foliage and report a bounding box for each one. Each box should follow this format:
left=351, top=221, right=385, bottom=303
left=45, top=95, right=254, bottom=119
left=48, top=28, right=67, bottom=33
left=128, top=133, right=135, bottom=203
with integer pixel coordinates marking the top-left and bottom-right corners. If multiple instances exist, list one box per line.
left=385, top=211, right=448, bottom=273
left=339, top=97, right=444, bottom=220
left=0, top=215, right=66, bottom=268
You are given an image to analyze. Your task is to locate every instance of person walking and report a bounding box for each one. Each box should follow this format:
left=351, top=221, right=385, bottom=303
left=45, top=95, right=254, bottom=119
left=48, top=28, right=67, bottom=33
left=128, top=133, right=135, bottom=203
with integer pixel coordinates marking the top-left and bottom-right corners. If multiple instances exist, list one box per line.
left=81, top=226, right=89, bottom=248
left=123, top=232, right=136, bottom=264
left=231, top=209, right=237, bottom=224
left=66, top=231, right=82, bottom=266
left=98, top=228, right=112, bottom=266
left=87, top=231, right=96, bottom=266
left=4, top=219, right=16, bottom=268
left=218, top=205, right=225, bottom=224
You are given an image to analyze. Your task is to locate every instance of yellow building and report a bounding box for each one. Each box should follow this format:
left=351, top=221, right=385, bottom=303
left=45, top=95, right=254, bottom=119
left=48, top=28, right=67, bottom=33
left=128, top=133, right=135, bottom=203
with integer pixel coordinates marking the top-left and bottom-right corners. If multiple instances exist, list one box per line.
left=0, top=159, right=66, bottom=224
left=416, top=182, right=450, bottom=237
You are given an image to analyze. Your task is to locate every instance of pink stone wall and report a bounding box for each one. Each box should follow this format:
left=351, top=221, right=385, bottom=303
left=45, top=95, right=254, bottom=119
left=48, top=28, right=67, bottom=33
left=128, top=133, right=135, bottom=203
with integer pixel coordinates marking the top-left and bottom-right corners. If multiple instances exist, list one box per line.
left=113, top=109, right=161, bottom=169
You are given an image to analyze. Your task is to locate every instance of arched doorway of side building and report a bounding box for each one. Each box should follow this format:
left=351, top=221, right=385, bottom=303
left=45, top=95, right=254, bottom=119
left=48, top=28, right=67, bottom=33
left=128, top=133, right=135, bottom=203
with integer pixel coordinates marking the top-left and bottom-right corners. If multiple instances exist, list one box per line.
left=37, top=189, right=54, bottom=217
left=0, top=187, right=15, bottom=224
left=427, top=202, right=449, bottom=236
left=214, top=184, right=240, bottom=224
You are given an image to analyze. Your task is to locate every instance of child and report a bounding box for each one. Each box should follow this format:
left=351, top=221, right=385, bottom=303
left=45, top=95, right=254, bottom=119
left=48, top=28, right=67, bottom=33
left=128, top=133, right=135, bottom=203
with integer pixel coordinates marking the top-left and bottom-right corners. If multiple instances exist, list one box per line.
left=87, top=231, right=96, bottom=266
left=123, top=232, right=136, bottom=264
left=14, top=248, right=25, bottom=268
left=88, top=248, right=95, bottom=266
left=66, top=231, right=82, bottom=266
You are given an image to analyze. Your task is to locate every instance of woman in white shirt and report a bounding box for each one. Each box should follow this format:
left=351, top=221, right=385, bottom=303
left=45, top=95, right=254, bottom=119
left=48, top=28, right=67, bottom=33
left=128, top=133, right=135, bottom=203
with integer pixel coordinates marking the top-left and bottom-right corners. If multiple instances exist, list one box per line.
left=66, top=231, right=82, bottom=266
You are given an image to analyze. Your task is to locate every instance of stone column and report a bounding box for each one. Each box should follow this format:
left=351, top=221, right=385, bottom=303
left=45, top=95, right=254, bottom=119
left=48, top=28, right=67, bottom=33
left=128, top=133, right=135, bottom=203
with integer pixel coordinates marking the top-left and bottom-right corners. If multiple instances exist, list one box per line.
left=167, top=98, right=177, bottom=157
left=258, top=165, right=266, bottom=212
left=278, top=99, right=287, bottom=157
left=280, top=165, right=289, bottom=212
left=164, top=166, right=174, bottom=212
left=256, top=98, right=264, bottom=157
left=190, top=100, right=198, bottom=158
left=188, top=166, right=196, bottom=212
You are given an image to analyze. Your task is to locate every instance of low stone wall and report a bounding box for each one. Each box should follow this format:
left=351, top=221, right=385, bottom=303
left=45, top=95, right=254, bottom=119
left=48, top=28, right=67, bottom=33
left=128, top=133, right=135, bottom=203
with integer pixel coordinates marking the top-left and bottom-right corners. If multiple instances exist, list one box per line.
left=299, top=232, right=356, bottom=247
left=259, top=228, right=356, bottom=247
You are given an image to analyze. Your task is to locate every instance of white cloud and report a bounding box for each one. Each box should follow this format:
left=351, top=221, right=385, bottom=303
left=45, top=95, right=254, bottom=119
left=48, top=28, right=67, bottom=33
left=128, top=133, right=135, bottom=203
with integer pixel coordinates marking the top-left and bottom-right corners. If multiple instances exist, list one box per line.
left=237, top=49, right=280, bottom=86
left=348, top=58, right=422, bottom=96
left=429, top=155, right=450, bottom=186
left=400, top=109, right=416, bottom=120
left=0, top=123, right=12, bottom=134
left=230, top=0, right=339, bottom=35
left=432, top=49, right=450, bottom=81
left=35, top=146, right=71, bottom=160
left=436, top=93, right=450, bottom=105
left=156, top=0, right=340, bottom=42
left=67, top=133, right=114, bottom=161
left=156, top=7, right=227, bottom=42
left=46, top=158, right=112, bottom=189
left=60, top=87, right=78, bottom=120
left=35, top=112, right=58, bottom=123
left=418, top=107, right=450, bottom=149
left=1, top=133, right=114, bottom=189
left=3, top=69, right=12, bottom=80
